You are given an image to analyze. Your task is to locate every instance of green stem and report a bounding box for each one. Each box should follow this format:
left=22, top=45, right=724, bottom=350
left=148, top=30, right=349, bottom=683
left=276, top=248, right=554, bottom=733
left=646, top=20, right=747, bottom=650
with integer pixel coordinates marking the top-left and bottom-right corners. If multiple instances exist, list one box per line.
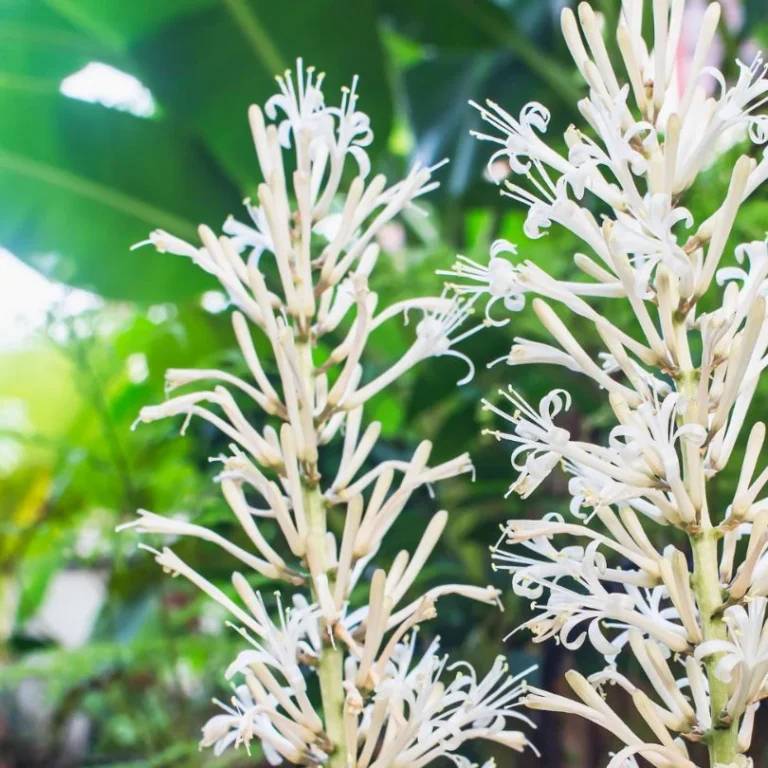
left=674, top=322, right=740, bottom=766
left=304, top=480, right=347, bottom=768
left=297, top=336, right=347, bottom=768
left=690, top=529, right=739, bottom=765
left=317, top=643, right=347, bottom=767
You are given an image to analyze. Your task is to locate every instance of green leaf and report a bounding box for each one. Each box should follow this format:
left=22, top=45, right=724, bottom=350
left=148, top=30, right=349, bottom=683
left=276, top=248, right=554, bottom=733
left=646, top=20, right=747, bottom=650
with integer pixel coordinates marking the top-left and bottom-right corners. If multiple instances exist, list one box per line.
left=745, top=0, right=765, bottom=29
left=44, top=0, right=215, bottom=49
left=63, top=0, right=394, bottom=191
left=0, top=90, right=241, bottom=300
left=0, top=2, right=123, bottom=85
left=404, top=43, right=579, bottom=198
left=380, top=0, right=512, bottom=49
left=16, top=547, right=63, bottom=622
left=4, top=2, right=393, bottom=298
left=395, top=0, right=579, bottom=198
left=380, top=0, right=561, bottom=50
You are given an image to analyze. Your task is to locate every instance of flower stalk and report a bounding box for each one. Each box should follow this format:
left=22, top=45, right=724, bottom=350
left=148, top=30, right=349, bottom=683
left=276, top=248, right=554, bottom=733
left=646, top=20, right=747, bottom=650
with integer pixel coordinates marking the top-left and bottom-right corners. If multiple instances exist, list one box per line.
left=460, top=1, right=768, bottom=765
left=691, top=529, right=739, bottom=764
left=676, top=316, right=739, bottom=763
left=317, top=638, right=346, bottom=768
left=300, top=401, right=347, bottom=767
left=122, top=60, right=535, bottom=766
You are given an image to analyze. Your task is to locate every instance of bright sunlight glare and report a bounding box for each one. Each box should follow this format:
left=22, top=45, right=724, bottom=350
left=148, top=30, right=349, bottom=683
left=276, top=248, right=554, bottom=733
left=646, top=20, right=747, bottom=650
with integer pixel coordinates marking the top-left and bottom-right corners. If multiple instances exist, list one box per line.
left=60, top=62, right=156, bottom=118
left=0, top=250, right=102, bottom=348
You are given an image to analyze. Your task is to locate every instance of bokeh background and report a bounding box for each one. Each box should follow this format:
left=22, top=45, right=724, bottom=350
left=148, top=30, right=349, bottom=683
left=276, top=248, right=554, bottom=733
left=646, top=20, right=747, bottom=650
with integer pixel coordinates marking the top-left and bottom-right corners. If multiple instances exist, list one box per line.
left=1, top=0, right=767, bottom=766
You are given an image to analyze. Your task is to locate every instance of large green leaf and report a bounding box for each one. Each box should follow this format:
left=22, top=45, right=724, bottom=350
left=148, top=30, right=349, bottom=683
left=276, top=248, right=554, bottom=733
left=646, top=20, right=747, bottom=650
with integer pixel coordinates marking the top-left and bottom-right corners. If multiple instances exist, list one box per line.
left=55, top=0, right=394, bottom=192
left=4, top=0, right=393, bottom=299
left=43, top=0, right=214, bottom=48
left=380, top=0, right=512, bottom=49
left=0, top=1, right=123, bottom=84
left=746, top=0, right=764, bottom=29
left=380, top=0, right=561, bottom=50
left=0, top=90, right=241, bottom=300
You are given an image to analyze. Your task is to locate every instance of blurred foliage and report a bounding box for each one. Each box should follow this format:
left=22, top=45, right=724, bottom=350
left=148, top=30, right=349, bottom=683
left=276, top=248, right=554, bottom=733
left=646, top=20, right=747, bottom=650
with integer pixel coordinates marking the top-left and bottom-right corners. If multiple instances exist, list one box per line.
left=2, top=0, right=768, bottom=766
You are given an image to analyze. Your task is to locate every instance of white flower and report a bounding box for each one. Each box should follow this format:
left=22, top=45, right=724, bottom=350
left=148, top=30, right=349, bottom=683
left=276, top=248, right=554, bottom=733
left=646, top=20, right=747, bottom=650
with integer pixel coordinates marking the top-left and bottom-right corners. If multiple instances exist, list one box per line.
left=565, top=460, right=670, bottom=524
left=470, top=99, right=560, bottom=178
left=508, top=539, right=687, bottom=656
left=482, top=387, right=571, bottom=498
left=484, top=388, right=692, bottom=523
left=575, top=86, right=654, bottom=186
left=367, top=635, right=536, bottom=768
left=413, top=293, right=483, bottom=383
left=342, top=292, right=483, bottom=410
left=131, top=229, right=211, bottom=271
left=471, top=97, right=607, bottom=245
left=222, top=202, right=274, bottom=260
left=599, top=353, right=671, bottom=397
left=492, top=515, right=589, bottom=599
left=696, top=597, right=768, bottom=717
left=706, top=53, right=768, bottom=142
left=567, top=464, right=634, bottom=520
left=126, top=50, right=537, bottom=768
left=604, top=586, right=687, bottom=658
left=325, top=74, right=374, bottom=178
left=265, top=60, right=330, bottom=149
left=438, top=242, right=524, bottom=325
left=611, top=194, right=694, bottom=293
left=718, top=238, right=768, bottom=288
left=525, top=670, right=698, bottom=768
left=608, top=393, right=706, bottom=523
left=611, top=393, right=704, bottom=475
left=716, top=238, right=768, bottom=333
left=225, top=592, right=320, bottom=687
left=199, top=686, right=254, bottom=757
left=469, top=3, right=768, bottom=766
left=200, top=679, right=326, bottom=764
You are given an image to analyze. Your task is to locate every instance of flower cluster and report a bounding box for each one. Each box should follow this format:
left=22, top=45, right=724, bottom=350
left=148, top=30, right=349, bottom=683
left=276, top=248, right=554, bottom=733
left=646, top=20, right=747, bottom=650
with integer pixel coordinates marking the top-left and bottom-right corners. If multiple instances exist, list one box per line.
left=201, top=627, right=535, bottom=767
left=122, top=62, right=534, bottom=766
left=459, top=2, right=768, bottom=767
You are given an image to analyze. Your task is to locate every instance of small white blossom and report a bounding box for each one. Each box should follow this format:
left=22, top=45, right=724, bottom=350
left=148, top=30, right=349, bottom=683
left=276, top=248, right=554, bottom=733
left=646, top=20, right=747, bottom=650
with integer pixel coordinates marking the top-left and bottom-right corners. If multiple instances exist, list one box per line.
left=482, top=387, right=571, bottom=498
left=438, top=243, right=524, bottom=324
left=696, top=598, right=768, bottom=718
left=363, top=635, right=536, bottom=768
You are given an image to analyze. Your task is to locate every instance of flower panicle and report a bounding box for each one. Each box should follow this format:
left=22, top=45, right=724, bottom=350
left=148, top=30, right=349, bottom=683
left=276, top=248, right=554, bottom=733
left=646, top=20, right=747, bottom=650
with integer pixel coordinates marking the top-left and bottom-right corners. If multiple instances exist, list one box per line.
left=122, top=59, right=535, bottom=767
left=464, top=2, right=768, bottom=766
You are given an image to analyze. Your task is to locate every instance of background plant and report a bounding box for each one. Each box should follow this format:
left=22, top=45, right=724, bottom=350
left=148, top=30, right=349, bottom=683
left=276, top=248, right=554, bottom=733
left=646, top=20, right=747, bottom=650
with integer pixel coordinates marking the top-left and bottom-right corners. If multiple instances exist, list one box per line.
left=3, top=1, right=768, bottom=766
